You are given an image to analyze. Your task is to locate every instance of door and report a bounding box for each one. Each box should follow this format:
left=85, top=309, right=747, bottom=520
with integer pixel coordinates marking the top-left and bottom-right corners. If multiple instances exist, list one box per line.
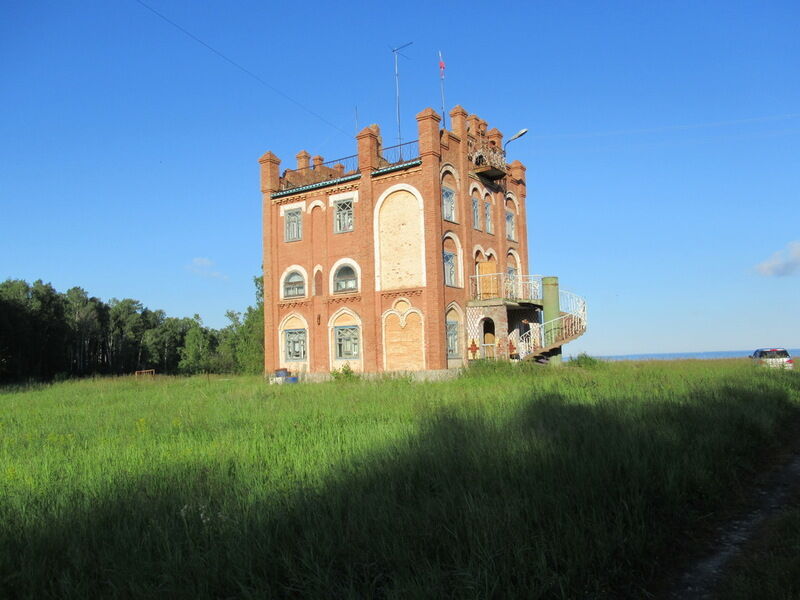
left=477, top=261, right=499, bottom=299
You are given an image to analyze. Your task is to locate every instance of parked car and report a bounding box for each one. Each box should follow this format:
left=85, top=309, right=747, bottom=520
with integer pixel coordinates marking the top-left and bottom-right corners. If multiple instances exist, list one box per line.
left=751, top=348, right=794, bottom=369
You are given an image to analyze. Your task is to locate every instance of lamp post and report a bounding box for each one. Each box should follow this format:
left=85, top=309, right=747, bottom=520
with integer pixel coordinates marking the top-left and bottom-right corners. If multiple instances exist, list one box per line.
left=503, top=128, right=528, bottom=154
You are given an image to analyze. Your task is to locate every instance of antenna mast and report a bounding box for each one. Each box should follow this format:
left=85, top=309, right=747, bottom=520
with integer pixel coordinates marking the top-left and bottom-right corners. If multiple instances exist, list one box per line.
left=438, top=51, right=447, bottom=129
left=391, top=41, right=413, bottom=149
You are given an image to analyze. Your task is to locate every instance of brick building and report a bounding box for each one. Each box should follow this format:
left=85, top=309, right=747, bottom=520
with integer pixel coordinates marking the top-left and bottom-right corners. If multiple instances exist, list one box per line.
left=259, top=105, right=586, bottom=375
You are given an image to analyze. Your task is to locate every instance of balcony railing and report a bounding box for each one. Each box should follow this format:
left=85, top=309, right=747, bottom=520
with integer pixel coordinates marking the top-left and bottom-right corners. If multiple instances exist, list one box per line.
left=469, top=143, right=507, bottom=179
left=469, top=272, right=542, bottom=302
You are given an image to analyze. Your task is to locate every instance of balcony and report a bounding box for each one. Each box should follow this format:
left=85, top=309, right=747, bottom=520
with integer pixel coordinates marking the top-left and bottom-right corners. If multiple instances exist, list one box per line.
left=469, top=273, right=543, bottom=303
left=469, top=143, right=507, bottom=180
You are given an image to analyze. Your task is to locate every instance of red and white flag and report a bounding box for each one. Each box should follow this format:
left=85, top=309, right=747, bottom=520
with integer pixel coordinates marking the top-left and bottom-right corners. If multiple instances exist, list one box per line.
left=439, top=51, right=446, bottom=79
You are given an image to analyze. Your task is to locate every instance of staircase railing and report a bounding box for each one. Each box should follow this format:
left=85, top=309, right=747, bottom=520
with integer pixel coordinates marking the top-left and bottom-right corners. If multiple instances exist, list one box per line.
left=518, top=290, right=587, bottom=360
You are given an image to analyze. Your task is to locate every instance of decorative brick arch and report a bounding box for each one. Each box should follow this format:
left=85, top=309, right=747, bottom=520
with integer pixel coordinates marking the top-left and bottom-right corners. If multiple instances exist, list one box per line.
left=328, top=307, right=363, bottom=372
left=277, top=312, right=310, bottom=368
left=373, top=183, right=426, bottom=291
left=381, top=298, right=426, bottom=371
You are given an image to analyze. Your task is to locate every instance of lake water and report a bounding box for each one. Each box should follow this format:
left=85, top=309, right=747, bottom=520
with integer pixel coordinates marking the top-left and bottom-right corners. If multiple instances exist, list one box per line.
left=594, top=349, right=800, bottom=362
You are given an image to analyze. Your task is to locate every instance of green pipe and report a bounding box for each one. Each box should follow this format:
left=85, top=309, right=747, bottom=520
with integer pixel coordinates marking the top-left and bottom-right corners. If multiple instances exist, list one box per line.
left=542, top=276, right=562, bottom=366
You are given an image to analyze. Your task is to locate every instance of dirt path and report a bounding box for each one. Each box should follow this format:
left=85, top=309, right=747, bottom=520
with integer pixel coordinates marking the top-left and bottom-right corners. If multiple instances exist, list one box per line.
left=665, top=447, right=800, bottom=599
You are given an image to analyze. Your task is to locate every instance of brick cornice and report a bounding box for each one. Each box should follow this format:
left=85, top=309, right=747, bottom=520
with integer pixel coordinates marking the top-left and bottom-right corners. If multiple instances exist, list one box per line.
left=381, top=288, right=424, bottom=299
left=326, top=294, right=362, bottom=305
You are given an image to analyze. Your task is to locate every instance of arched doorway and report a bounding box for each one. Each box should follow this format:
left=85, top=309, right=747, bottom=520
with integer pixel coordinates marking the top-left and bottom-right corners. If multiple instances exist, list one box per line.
left=482, top=318, right=496, bottom=359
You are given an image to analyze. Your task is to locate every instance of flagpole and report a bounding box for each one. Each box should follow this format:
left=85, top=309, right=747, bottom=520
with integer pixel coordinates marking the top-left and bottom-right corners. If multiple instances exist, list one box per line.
left=439, top=51, right=447, bottom=129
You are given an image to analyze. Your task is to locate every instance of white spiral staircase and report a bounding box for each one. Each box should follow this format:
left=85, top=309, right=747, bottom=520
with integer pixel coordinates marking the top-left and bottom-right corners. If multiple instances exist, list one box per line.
left=516, top=289, right=587, bottom=360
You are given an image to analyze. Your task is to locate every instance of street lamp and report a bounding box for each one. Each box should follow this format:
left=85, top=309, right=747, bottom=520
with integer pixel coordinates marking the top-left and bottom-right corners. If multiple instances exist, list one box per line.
left=503, top=128, right=528, bottom=153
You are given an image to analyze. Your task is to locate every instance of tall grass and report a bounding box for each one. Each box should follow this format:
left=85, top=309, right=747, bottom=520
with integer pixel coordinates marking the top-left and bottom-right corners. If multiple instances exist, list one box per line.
left=1, top=361, right=798, bottom=598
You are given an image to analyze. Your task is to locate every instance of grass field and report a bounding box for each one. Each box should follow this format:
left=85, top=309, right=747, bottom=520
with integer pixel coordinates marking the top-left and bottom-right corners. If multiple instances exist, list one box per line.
left=1, top=360, right=798, bottom=598
left=715, top=495, right=800, bottom=600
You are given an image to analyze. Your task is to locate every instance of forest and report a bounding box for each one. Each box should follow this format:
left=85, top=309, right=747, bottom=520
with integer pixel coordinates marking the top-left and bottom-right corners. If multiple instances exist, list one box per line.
left=0, top=277, right=264, bottom=382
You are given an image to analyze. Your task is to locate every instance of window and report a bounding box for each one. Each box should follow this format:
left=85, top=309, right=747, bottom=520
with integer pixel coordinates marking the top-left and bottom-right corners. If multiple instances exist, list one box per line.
left=335, top=326, right=360, bottom=359
left=472, top=197, right=480, bottom=229
left=285, top=208, right=302, bottom=241
left=506, top=211, right=515, bottom=241
left=446, top=321, right=460, bottom=358
left=284, top=329, right=307, bottom=361
left=333, top=265, right=358, bottom=293
left=485, top=202, right=493, bottom=234
left=443, top=251, right=456, bottom=286
left=334, top=199, right=353, bottom=233
left=442, top=186, right=456, bottom=222
left=283, top=271, right=305, bottom=298
left=507, top=265, right=518, bottom=280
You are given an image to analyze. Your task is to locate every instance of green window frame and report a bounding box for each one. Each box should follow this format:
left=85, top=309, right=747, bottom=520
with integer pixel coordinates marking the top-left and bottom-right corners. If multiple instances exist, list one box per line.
left=446, top=320, right=460, bottom=358
left=284, top=329, right=307, bottom=361
left=335, top=326, right=360, bottom=359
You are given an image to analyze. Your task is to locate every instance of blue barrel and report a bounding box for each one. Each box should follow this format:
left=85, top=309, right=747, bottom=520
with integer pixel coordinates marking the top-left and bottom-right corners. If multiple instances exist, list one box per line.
left=285, top=376, right=299, bottom=384
left=274, top=368, right=289, bottom=377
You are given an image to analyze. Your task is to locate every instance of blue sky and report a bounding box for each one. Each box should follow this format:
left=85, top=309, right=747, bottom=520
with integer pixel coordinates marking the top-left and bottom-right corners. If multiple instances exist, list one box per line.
left=1, top=1, right=798, bottom=356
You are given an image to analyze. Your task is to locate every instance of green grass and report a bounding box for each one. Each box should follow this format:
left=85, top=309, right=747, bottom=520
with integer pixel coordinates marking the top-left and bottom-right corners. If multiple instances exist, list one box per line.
left=1, top=360, right=798, bottom=598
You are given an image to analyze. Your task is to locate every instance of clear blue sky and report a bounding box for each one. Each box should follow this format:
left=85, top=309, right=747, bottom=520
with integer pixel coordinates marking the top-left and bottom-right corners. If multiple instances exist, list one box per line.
left=2, top=1, right=798, bottom=356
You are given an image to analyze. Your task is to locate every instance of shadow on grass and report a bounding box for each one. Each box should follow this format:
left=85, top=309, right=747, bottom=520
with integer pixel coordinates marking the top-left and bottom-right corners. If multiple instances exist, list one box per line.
left=2, top=378, right=799, bottom=599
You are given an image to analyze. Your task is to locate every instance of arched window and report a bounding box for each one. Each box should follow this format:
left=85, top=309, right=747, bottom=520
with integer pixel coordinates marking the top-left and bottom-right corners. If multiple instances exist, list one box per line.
left=484, top=194, right=494, bottom=234
left=279, top=314, right=309, bottom=365
left=333, top=265, right=358, bottom=293
left=443, top=234, right=462, bottom=288
left=441, top=172, right=457, bottom=223
left=506, top=252, right=520, bottom=279
left=283, top=271, right=305, bottom=298
left=471, top=190, right=481, bottom=230
left=445, top=306, right=463, bottom=359
left=505, top=198, right=517, bottom=241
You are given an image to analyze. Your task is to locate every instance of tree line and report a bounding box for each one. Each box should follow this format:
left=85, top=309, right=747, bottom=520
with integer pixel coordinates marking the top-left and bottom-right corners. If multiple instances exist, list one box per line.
left=0, top=277, right=264, bottom=382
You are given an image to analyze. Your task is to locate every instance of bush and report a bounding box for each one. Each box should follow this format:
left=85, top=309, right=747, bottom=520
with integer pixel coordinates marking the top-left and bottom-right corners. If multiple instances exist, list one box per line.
left=330, top=363, right=360, bottom=382
left=568, top=352, right=606, bottom=369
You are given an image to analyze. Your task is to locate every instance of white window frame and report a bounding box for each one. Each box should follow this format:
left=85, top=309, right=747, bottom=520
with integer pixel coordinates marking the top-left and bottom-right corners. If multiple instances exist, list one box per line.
left=333, top=198, right=354, bottom=233
left=285, top=208, right=302, bottom=242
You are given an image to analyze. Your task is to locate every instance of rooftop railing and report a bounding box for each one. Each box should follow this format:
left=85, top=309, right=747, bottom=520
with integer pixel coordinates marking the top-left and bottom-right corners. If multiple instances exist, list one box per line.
left=279, top=153, right=360, bottom=192
left=277, top=140, right=421, bottom=192
left=378, top=140, right=420, bottom=167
